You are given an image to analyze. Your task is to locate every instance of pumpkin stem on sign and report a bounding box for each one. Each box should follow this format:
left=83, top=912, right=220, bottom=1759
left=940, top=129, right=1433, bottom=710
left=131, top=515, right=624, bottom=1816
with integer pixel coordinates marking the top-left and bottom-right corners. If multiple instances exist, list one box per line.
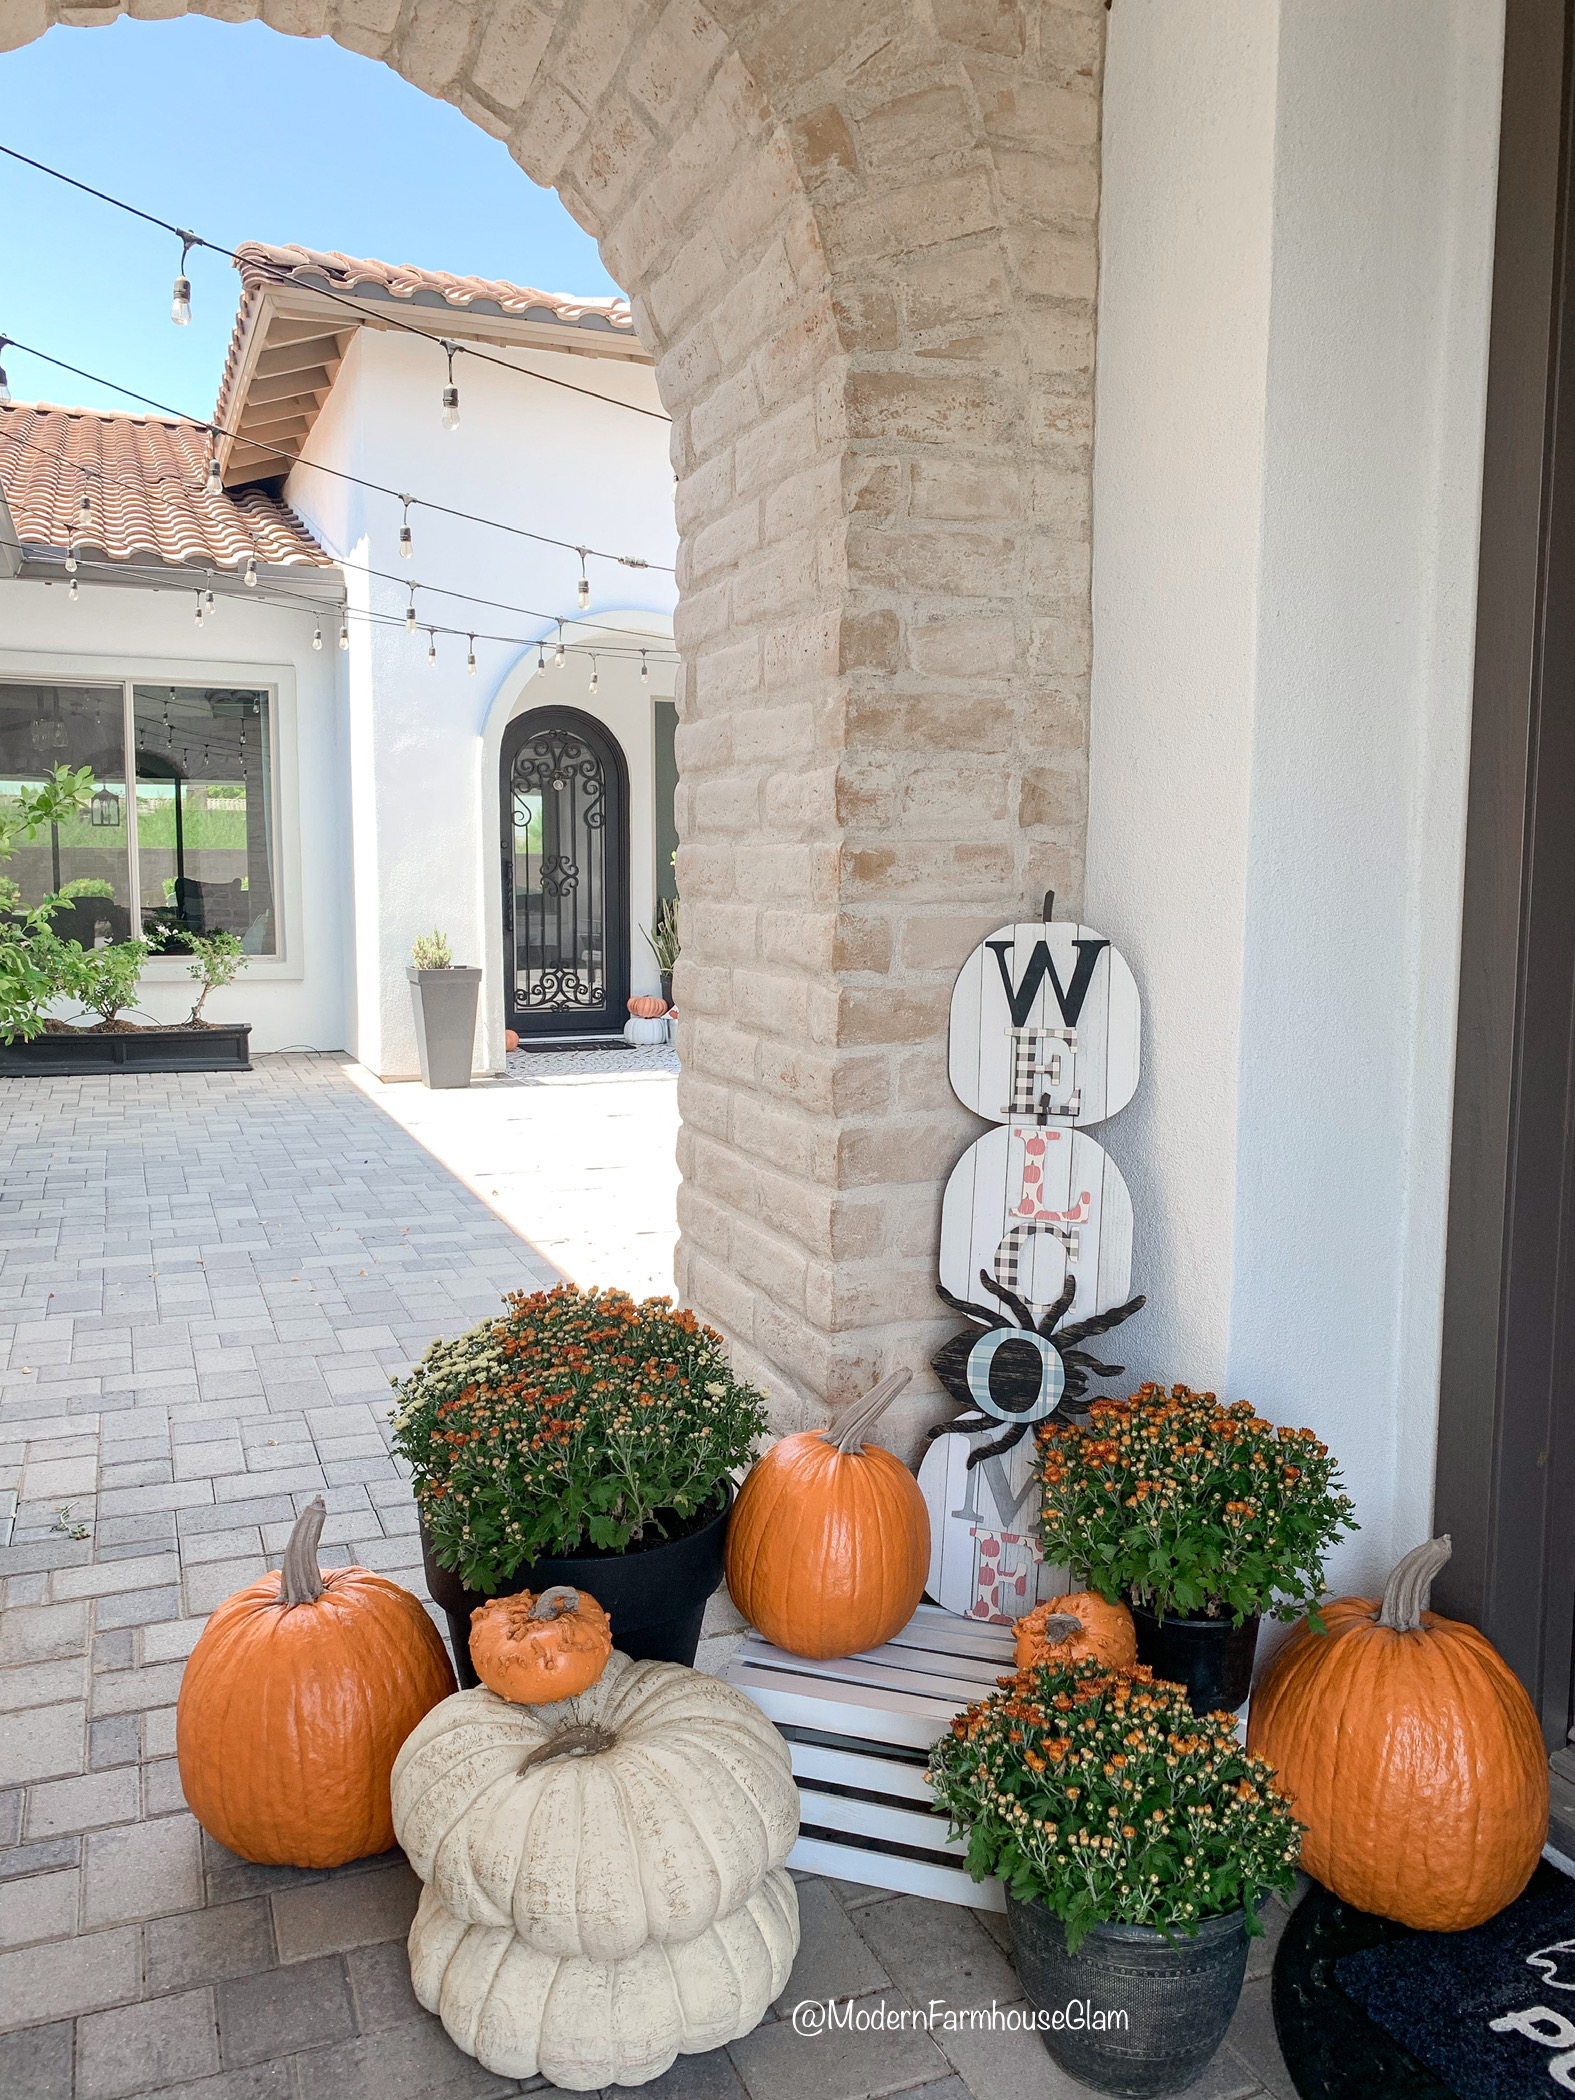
left=1375, top=1534, right=1452, bottom=1632
left=828, top=1369, right=913, bottom=1455
left=279, top=1497, right=327, bottom=1608
left=529, top=1586, right=581, bottom=1620
left=520, top=1721, right=618, bottom=1772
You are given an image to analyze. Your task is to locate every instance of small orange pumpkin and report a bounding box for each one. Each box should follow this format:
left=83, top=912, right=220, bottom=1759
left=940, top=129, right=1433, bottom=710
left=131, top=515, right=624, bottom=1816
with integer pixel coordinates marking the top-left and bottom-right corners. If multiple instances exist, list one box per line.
left=177, top=1498, right=456, bottom=1867
left=1015, top=1591, right=1137, bottom=1673
left=1246, top=1536, right=1549, bottom=1931
left=505, top=1029, right=520, bottom=1051
left=628, top=996, right=669, bottom=1019
left=725, top=1370, right=929, bottom=1660
left=468, top=1585, right=613, bottom=1704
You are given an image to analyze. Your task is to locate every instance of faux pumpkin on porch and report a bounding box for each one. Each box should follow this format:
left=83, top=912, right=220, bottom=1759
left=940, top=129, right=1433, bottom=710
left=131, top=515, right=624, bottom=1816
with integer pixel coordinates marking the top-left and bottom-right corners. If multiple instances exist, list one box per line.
left=1014, top=1590, right=1137, bottom=1674
left=1245, top=1536, right=1549, bottom=1931
left=176, top=1498, right=456, bottom=1867
left=391, top=1651, right=800, bottom=1960
left=468, top=1585, right=612, bottom=1704
left=627, top=995, right=669, bottom=1019
left=724, top=1370, right=930, bottom=1660
left=408, top=1868, right=799, bottom=2088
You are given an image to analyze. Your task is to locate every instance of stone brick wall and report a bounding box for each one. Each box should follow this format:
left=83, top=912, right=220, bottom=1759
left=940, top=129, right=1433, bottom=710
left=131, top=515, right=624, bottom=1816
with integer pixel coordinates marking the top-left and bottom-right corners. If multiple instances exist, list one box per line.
left=3, top=0, right=1106, bottom=1452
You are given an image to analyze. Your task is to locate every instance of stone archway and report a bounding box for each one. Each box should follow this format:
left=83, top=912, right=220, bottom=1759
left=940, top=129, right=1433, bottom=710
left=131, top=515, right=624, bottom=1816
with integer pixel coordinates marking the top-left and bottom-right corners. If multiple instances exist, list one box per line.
left=2, top=0, right=1105, bottom=1444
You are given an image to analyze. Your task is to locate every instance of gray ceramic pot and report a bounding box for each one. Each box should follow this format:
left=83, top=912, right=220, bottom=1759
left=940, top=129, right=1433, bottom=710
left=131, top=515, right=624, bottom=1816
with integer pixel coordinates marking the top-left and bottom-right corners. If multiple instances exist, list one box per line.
left=407, top=966, right=481, bottom=1089
left=1005, top=1893, right=1249, bottom=2097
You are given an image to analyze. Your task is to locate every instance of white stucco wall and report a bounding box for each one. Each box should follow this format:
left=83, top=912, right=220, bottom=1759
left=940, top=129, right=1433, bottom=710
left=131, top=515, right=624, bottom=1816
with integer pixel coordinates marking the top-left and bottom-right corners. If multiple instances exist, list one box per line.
left=286, top=327, right=678, bottom=1079
left=1085, top=0, right=1504, bottom=1593
left=0, top=584, right=348, bottom=1052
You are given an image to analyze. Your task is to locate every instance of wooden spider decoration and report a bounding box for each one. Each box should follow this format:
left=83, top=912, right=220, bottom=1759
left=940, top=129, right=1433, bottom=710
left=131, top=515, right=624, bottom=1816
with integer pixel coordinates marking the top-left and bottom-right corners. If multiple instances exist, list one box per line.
left=926, top=1271, right=1145, bottom=1467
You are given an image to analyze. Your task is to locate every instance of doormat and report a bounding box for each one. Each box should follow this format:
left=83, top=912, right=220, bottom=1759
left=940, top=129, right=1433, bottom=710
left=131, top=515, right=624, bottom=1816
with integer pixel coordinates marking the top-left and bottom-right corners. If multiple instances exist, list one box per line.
left=1273, top=1863, right=1575, bottom=2100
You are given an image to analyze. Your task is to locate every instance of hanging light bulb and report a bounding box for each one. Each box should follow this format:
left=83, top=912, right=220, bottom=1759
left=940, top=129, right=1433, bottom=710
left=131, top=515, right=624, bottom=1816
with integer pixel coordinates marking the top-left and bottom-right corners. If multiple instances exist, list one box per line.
left=64, top=543, right=77, bottom=576
left=203, top=586, right=216, bottom=619
left=338, top=621, right=349, bottom=651
left=405, top=592, right=417, bottom=633
left=427, top=630, right=438, bottom=668
left=399, top=498, right=414, bottom=559
left=554, top=624, right=566, bottom=670
left=588, top=656, right=599, bottom=695
left=68, top=575, right=79, bottom=602
left=467, top=636, right=477, bottom=676
left=171, top=233, right=197, bottom=326
left=441, top=342, right=460, bottom=431
left=193, top=591, right=205, bottom=627
left=639, top=651, right=649, bottom=683
left=78, top=492, right=92, bottom=527
left=312, top=622, right=323, bottom=651
left=576, top=552, right=591, bottom=611
left=0, top=341, right=10, bottom=405
left=244, top=554, right=257, bottom=588
left=537, top=643, right=547, bottom=673
left=206, top=452, right=223, bottom=497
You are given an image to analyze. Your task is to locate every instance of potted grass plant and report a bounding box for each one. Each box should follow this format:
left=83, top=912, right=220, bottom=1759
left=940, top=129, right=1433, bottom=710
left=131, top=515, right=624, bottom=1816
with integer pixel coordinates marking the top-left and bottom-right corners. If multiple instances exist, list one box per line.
left=1033, top=1384, right=1357, bottom=1712
left=406, top=929, right=481, bottom=1088
left=391, top=1283, right=768, bottom=1679
left=928, top=1657, right=1303, bottom=2097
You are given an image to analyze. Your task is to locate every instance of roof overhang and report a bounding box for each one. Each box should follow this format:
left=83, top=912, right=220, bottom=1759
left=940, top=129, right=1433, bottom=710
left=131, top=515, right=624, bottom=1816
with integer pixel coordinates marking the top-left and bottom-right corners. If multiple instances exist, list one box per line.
left=5, top=546, right=344, bottom=604
left=216, top=277, right=653, bottom=490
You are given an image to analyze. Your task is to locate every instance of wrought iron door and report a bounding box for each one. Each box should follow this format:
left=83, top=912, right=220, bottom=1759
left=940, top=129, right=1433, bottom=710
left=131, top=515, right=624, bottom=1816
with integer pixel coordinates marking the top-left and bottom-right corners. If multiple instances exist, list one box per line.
left=501, top=708, right=629, bottom=1040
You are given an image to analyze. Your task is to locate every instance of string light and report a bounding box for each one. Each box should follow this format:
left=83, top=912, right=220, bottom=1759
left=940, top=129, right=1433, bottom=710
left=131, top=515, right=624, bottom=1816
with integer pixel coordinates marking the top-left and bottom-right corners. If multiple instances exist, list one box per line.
left=205, top=451, right=223, bottom=497
left=0, top=339, right=10, bottom=405
left=537, top=643, right=547, bottom=673
left=426, top=629, right=438, bottom=667
left=467, top=636, right=477, bottom=675
left=554, top=624, right=566, bottom=670
left=64, top=542, right=77, bottom=576
left=588, top=655, right=599, bottom=695
left=398, top=497, right=413, bottom=559
left=171, top=232, right=197, bottom=326
left=639, top=651, right=648, bottom=682
left=203, top=586, right=216, bottom=618
left=193, top=590, right=205, bottom=626
left=312, top=621, right=323, bottom=651
left=243, top=554, right=257, bottom=588
left=67, top=574, right=78, bottom=601
left=405, top=590, right=418, bottom=633
left=441, top=342, right=460, bottom=432
left=338, top=621, right=349, bottom=651
left=576, top=552, right=591, bottom=611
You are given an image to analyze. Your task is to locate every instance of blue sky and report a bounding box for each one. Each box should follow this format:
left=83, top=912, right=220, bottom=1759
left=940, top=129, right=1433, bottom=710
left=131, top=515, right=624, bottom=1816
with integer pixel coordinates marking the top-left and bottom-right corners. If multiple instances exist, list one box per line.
left=0, top=16, right=617, bottom=422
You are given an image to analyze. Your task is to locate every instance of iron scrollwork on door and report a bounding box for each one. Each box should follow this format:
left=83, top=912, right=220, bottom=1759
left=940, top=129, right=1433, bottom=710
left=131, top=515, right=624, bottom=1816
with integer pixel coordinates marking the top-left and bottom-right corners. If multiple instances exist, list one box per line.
left=501, top=710, right=629, bottom=1038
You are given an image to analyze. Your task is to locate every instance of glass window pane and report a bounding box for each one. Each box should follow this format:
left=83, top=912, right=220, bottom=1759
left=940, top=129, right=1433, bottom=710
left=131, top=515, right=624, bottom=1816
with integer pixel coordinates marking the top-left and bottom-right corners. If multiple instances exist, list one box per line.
left=0, top=683, right=132, bottom=945
left=133, top=688, right=276, bottom=955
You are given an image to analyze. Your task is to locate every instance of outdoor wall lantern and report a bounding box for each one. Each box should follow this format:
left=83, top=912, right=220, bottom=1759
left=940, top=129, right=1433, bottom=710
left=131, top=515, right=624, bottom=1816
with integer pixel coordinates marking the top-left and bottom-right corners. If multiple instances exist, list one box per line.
left=90, top=786, right=122, bottom=829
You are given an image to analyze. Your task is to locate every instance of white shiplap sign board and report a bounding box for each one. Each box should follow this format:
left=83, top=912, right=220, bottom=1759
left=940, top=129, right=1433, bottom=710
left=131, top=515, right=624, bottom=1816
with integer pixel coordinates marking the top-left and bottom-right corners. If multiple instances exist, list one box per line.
left=948, top=921, right=1141, bottom=1128
left=938, top=1122, right=1134, bottom=1317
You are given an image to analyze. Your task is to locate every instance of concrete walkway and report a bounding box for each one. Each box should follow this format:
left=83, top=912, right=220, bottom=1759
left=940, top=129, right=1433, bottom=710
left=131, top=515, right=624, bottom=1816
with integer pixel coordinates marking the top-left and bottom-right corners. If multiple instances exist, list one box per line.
left=0, top=1056, right=1295, bottom=2100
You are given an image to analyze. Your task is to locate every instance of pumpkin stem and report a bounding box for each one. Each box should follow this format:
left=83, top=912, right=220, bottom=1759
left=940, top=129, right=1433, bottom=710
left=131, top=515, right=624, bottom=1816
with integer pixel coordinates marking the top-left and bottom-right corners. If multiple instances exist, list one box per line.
left=279, top=1497, right=327, bottom=1608
left=1375, top=1534, right=1452, bottom=1631
left=520, top=1721, right=617, bottom=1772
left=1036, top=1614, right=1083, bottom=1644
left=529, top=1585, right=582, bottom=1620
left=827, top=1369, right=913, bottom=1455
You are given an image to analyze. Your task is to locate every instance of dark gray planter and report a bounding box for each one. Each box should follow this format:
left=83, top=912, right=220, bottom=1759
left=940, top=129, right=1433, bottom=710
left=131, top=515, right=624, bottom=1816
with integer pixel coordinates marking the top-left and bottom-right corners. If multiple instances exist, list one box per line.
left=406, top=967, right=480, bottom=1089
left=1006, top=1893, right=1249, bottom=2097
left=0, top=1024, right=251, bottom=1076
left=1130, top=1601, right=1261, bottom=1715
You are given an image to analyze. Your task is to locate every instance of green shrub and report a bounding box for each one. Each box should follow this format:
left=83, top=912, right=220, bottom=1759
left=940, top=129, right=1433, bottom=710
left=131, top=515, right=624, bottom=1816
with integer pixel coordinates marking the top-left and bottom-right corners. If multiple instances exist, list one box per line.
left=411, top=929, right=453, bottom=969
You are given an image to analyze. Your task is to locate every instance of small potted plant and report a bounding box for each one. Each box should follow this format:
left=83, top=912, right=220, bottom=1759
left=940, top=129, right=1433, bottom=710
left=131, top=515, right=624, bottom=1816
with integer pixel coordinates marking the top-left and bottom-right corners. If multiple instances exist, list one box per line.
left=928, top=1658, right=1302, bottom=2097
left=390, top=1284, right=768, bottom=1679
left=641, top=894, right=679, bottom=1009
left=406, top=928, right=481, bottom=1088
left=1034, top=1385, right=1357, bottom=1712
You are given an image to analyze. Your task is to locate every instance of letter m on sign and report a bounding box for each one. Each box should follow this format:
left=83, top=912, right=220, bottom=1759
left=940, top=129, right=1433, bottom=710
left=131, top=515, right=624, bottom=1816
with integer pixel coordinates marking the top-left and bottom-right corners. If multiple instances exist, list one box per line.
left=986, top=939, right=1109, bottom=1030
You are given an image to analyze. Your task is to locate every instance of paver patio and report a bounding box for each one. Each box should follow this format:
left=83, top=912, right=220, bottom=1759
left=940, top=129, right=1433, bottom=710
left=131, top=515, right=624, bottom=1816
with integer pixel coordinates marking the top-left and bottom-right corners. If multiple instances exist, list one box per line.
left=0, top=1055, right=1295, bottom=2100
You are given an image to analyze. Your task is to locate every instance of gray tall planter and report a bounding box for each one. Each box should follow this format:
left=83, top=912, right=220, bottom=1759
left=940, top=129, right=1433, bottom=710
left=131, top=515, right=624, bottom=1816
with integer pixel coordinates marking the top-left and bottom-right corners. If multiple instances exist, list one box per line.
left=407, top=967, right=481, bottom=1089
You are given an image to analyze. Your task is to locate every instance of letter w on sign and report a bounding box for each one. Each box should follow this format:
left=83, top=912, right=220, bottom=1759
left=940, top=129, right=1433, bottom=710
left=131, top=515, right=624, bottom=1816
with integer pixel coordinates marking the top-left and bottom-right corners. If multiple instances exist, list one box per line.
left=986, top=938, right=1109, bottom=1030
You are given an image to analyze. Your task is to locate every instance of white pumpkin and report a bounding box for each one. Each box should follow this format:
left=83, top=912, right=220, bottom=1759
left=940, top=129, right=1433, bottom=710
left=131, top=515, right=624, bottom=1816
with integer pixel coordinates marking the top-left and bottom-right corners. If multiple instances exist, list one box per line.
left=409, top=1868, right=800, bottom=2089
left=391, top=1651, right=800, bottom=1961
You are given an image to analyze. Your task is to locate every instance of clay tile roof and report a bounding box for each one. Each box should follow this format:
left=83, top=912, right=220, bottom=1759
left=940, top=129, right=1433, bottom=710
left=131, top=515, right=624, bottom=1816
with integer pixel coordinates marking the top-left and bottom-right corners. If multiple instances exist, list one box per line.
left=229, top=240, right=636, bottom=332
left=0, top=401, right=332, bottom=573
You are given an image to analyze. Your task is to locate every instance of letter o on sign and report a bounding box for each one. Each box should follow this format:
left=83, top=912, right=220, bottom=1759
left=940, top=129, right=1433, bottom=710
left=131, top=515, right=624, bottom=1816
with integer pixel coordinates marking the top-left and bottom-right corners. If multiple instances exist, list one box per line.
left=964, top=1328, right=1065, bottom=1425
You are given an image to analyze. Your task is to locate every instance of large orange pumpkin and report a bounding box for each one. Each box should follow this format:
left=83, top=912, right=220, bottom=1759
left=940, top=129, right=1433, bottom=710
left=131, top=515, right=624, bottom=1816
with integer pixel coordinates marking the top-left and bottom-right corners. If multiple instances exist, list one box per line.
left=1246, top=1536, right=1549, bottom=1930
left=726, top=1370, right=929, bottom=1660
left=1015, top=1591, right=1137, bottom=1673
left=469, top=1584, right=613, bottom=1704
left=177, top=1498, right=456, bottom=1867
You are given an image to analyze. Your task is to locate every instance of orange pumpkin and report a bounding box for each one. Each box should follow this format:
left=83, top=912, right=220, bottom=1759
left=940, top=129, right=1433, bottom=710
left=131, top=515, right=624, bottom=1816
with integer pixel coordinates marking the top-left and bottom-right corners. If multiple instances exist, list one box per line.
left=177, top=1498, right=456, bottom=1867
left=469, top=1584, right=613, bottom=1704
left=725, top=1370, right=929, bottom=1660
left=628, top=996, right=669, bottom=1019
left=1015, top=1591, right=1137, bottom=1673
left=1246, top=1536, right=1549, bottom=1931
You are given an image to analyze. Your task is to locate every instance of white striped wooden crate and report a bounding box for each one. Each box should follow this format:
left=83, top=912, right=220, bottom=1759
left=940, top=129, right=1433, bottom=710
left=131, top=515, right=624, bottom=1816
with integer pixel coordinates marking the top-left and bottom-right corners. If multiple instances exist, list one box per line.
left=724, top=1602, right=1015, bottom=1911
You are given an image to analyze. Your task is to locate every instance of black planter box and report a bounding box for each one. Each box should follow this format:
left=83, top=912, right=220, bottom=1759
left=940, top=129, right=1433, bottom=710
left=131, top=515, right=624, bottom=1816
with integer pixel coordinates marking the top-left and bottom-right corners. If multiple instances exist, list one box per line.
left=0, top=1025, right=252, bottom=1076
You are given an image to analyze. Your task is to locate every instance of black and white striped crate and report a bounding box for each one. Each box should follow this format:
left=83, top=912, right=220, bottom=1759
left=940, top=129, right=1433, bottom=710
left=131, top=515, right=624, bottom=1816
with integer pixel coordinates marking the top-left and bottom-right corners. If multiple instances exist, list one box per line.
left=724, top=1603, right=1014, bottom=1910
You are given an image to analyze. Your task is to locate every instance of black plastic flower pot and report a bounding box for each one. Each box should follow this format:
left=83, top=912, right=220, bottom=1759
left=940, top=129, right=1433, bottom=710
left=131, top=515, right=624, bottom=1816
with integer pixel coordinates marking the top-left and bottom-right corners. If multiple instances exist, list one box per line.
left=1006, top=1892, right=1249, bottom=2098
left=1129, top=1601, right=1260, bottom=1715
left=419, top=1486, right=732, bottom=1687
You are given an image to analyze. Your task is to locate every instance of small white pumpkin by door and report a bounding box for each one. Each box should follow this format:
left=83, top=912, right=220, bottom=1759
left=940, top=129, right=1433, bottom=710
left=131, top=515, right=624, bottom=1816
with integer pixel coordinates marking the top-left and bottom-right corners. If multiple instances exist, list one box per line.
left=391, top=1652, right=800, bottom=1961
left=409, top=1868, right=800, bottom=2089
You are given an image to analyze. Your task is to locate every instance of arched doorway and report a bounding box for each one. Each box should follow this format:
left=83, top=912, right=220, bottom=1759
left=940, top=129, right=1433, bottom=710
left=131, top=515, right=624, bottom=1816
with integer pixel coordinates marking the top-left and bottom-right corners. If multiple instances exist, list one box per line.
left=501, top=706, right=629, bottom=1044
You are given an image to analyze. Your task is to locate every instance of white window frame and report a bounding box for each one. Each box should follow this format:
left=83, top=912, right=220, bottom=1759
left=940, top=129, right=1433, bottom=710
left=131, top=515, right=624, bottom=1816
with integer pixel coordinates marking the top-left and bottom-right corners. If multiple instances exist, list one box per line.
left=0, top=648, right=303, bottom=981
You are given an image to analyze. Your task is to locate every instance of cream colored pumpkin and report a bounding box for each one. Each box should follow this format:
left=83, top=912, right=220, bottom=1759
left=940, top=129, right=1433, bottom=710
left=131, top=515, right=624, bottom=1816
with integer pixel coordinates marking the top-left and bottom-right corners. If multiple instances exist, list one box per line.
left=409, top=1869, right=799, bottom=2089
left=391, top=1651, right=800, bottom=1961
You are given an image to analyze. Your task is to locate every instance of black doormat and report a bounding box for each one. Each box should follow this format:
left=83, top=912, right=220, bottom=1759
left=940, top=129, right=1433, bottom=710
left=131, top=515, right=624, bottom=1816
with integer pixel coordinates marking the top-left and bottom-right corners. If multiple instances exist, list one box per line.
left=1273, top=1864, right=1575, bottom=2100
